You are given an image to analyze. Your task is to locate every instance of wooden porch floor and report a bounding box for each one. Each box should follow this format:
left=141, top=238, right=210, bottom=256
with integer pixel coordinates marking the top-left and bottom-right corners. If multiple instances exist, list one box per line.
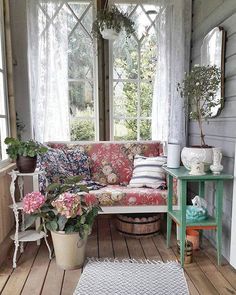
left=0, top=216, right=236, bottom=295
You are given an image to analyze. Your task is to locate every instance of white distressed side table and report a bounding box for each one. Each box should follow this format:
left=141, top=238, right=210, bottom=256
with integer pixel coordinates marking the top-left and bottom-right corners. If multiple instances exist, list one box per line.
left=9, top=170, right=52, bottom=268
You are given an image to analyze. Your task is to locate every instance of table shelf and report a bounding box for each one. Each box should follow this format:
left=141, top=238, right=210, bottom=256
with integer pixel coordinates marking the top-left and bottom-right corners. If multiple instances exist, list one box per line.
left=9, top=202, right=23, bottom=210
left=10, top=230, right=46, bottom=242
left=168, top=210, right=217, bottom=227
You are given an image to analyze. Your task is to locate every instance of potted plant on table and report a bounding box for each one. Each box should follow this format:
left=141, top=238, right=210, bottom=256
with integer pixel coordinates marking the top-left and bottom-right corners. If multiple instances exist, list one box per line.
left=92, top=6, right=135, bottom=40
left=177, top=65, right=221, bottom=170
left=22, top=176, right=101, bottom=270
left=4, top=137, right=47, bottom=173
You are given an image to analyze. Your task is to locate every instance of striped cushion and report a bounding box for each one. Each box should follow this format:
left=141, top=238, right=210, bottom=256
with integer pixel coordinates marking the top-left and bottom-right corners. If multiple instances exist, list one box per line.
left=128, top=155, right=167, bottom=189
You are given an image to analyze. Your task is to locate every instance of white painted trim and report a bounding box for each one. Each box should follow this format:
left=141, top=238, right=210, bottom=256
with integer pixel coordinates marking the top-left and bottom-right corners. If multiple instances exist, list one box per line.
left=99, top=205, right=179, bottom=214
left=230, top=143, right=236, bottom=269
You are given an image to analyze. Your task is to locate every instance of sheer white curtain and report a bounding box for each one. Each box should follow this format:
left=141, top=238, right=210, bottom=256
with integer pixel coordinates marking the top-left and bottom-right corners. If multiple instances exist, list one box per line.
left=27, top=1, right=70, bottom=142
left=152, top=0, right=191, bottom=146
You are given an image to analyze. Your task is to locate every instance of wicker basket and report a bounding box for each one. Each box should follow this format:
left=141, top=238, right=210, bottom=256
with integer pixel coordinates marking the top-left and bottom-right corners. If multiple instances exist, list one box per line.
left=115, top=213, right=161, bottom=238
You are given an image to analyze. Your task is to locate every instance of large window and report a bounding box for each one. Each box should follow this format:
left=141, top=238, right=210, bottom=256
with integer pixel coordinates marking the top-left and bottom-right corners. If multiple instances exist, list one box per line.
left=110, top=2, right=158, bottom=140
left=28, top=1, right=98, bottom=142
left=0, top=0, right=9, bottom=162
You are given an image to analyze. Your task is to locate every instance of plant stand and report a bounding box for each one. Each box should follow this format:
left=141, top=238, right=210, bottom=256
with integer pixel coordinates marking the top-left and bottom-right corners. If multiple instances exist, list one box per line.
left=163, top=166, right=233, bottom=267
left=9, top=170, right=52, bottom=268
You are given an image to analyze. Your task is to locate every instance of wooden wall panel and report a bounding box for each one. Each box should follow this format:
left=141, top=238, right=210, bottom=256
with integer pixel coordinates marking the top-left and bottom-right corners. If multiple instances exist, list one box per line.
left=0, top=172, right=14, bottom=244
left=190, top=0, right=236, bottom=261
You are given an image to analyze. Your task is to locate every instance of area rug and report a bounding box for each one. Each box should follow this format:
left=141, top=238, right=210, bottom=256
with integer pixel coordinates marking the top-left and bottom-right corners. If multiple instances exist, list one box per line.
left=73, top=258, right=189, bottom=295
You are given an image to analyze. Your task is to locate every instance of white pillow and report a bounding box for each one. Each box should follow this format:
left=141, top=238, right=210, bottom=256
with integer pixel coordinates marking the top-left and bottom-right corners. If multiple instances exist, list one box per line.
left=128, top=155, right=167, bottom=189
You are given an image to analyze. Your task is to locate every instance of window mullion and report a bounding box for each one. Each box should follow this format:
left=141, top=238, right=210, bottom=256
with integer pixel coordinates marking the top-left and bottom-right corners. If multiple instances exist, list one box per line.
left=137, top=41, right=141, bottom=141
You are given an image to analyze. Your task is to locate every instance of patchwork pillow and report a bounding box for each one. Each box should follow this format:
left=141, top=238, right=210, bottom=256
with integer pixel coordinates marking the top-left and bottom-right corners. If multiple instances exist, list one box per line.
left=37, top=147, right=91, bottom=187
left=128, top=155, right=167, bottom=189
left=66, top=148, right=91, bottom=180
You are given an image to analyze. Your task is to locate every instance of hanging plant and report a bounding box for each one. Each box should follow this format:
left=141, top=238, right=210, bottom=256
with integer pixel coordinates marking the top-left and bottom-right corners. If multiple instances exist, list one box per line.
left=92, top=6, right=135, bottom=40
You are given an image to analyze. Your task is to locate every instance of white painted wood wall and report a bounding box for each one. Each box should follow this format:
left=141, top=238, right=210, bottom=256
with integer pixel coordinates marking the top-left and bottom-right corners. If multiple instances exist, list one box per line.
left=190, top=0, right=236, bottom=262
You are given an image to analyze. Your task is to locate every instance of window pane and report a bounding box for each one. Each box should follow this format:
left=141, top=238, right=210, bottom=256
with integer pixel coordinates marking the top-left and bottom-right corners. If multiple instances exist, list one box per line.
left=140, top=28, right=157, bottom=80
left=68, top=27, right=94, bottom=80
left=113, top=35, right=138, bottom=80
left=140, top=119, right=151, bottom=140
left=131, top=5, right=152, bottom=40
left=70, top=118, right=95, bottom=141
left=69, top=81, right=94, bottom=116
left=140, top=82, right=152, bottom=117
left=114, top=119, right=137, bottom=141
left=0, top=118, right=8, bottom=160
left=0, top=72, right=6, bottom=115
left=113, top=82, right=137, bottom=117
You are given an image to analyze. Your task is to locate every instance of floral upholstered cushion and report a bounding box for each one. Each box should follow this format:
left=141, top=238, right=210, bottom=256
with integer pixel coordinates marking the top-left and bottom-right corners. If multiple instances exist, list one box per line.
left=48, top=141, right=161, bottom=185
left=84, top=185, right=177, bottom=207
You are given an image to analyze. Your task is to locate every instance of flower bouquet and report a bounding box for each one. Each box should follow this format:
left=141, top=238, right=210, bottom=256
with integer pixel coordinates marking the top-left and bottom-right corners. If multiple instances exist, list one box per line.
left=22, top=176, right=101, bottom=269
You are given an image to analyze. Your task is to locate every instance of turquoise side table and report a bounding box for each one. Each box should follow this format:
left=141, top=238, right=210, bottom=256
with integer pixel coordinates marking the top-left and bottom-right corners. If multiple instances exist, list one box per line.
left=163, top=166, right=233, bottom=267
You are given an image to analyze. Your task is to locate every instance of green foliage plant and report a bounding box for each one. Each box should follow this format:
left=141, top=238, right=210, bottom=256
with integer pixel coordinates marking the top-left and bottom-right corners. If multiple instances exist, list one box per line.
left=23, top=176, right=101, bottom=238
left=177, top=65, right=221, bottom=147
left=4, top=137, right=48, bottom=160
left=92, top=6, right=135, bottom=38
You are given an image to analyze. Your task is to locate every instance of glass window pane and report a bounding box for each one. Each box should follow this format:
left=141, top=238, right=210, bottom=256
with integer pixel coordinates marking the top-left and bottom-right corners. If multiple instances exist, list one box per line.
left=70, top=118, right=95, bottom=141
left=0, top=72, right=6, bottom=115
left=68, top=26, right=94, bottom=79
left=140, top=29, right=157, bottom=80
left=131, top=5, right=152, bottom=40
left=0, top=118, right=8, bottom=160
left=114, top=119, right=137, bottom=141
left=140, top=82, right=152, bottom=117
left=113, top=82, right=137, bottom=117
left=69, top=81, right=94, bottom=117
left=113, top=35, right=138, bottom=80
left=140, top=119, right=151, bottom=140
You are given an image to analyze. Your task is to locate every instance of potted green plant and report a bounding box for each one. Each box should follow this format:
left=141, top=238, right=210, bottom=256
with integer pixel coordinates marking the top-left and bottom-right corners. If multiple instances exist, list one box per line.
left=92, top=6, right=135, bottom=40
left=22, top=176, right=101, bottom=270
left=4, top=137, right=48, bottom=173
left=177, top=65, right=221, bottom=170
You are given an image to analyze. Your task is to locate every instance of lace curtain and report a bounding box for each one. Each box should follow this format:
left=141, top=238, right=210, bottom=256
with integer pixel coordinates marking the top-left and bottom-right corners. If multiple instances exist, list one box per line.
left=27, top=0, right=70, bottom=142
left=152, top=0, right=192, bottom=146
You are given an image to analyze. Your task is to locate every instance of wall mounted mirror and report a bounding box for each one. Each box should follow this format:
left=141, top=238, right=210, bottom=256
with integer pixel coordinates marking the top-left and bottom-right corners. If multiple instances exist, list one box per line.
left=201, top=26, right=226, bottom=117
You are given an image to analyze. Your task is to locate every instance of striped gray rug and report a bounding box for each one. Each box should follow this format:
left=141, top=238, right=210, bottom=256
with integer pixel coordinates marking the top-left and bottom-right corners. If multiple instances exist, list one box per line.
left=73, top=259, right=189, bottom=295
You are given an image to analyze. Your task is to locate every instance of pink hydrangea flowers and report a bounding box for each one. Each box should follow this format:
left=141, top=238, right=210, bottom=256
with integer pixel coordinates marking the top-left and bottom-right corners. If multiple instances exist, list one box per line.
left=23, top=192, right=45, bottom=214
left=52, top=192, right=82, bottom=219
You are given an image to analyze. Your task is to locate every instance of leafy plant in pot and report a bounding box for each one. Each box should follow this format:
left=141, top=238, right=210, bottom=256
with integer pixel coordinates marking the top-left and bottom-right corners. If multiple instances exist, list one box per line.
left=92, top=6, right=135, bottom=40
left=22, top=176, right=101, bottom=270
left=177, top=65, right=221, bottom=171
left=4, top=137, right=47, bottom=173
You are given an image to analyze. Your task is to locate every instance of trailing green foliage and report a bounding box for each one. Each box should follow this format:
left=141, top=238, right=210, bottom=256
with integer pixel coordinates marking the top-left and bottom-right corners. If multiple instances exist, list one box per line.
left=92, top=6, right=135, bottom=38
left=4, top=137, right=48, bottom=160
left=177, top=65, right=221, bottom=146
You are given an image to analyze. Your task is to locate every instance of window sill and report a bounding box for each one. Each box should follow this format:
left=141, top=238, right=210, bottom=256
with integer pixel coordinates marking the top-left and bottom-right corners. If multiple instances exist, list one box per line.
left=0, top=162, right=16, bottom=177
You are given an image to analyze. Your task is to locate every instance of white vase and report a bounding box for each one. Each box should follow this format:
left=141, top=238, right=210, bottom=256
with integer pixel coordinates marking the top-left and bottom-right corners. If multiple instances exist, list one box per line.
left=100, top=28, right=119, bottom=40
left=181, top=147, right=213, bottom=171
left=167, top=143, right=180, bottom=168
left=210, top=148, right=223, bottom=175
left=51, top=231, right=87, bottom=270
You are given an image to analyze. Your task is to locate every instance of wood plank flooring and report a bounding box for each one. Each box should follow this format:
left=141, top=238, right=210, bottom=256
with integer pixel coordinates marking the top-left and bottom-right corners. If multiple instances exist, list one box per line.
left=1, top=216, right=236, bottom=295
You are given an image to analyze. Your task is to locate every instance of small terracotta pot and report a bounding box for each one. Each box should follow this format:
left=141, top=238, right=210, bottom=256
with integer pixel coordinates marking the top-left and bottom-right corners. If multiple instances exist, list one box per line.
left=186, top=229, right=200, bottom=250
left=16, top=156, right=37, bottom=173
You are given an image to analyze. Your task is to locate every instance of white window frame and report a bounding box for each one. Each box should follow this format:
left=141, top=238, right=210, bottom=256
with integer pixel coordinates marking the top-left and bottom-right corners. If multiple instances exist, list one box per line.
left=67, top=0, right=99, bottom=141
left=109, top=1, right=157, bottom=141
left=0, top=0, right=10, bottom=167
